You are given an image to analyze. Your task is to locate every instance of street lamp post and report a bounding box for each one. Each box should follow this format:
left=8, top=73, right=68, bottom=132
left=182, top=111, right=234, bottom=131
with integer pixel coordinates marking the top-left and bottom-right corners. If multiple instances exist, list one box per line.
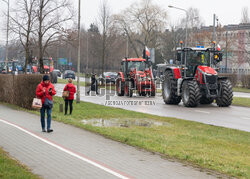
left=76, top=0, right=81, bottom=103
left=168, top=5, right=188, bottom=48
left=1, top=0, right=10, bottom=67
left=168, top=5, right=188, bottom=77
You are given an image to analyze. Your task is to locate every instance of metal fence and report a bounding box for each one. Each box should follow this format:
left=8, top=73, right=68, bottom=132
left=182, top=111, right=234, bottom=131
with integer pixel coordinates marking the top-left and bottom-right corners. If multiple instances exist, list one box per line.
left=219, top=68, right=250, bottom=75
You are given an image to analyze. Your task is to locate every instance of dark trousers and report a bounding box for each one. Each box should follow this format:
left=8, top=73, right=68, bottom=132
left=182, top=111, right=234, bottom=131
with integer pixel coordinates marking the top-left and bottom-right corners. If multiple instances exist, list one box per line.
left=65, top=99, right=73, bottom=115
left=40, top=105, right=52, bottom=130
left=87, top=84, right=99, bottom=94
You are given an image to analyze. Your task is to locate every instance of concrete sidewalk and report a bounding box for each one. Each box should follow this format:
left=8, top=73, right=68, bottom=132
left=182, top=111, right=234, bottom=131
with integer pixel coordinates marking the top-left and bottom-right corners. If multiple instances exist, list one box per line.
left=0, top=104, right=219, bottom=179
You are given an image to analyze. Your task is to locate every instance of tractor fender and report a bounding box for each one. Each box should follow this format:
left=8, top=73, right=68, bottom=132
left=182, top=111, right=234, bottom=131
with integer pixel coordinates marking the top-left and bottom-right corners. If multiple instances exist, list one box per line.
left=165, top=67, right=181, bottom=79
left=118, top=72, right=125, bottom=82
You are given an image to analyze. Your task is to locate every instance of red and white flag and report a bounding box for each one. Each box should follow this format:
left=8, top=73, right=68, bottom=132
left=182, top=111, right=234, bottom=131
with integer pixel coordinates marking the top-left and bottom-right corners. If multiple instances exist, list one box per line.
left=217, top=44, right=221, bottom=51
left=145, top=46, right=150, bottom=57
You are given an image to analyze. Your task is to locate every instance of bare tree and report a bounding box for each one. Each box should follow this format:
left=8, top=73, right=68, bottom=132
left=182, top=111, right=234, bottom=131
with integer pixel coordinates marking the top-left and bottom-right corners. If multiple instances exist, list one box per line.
left=114, top=0, right=167, bottom=57
left=241, top=7, right=250, bottom=23
left=11, top=0, right=37, bottom=73
left=36, top=0, right=74, bottom=73
left=98, top=0, right=112, bottom=75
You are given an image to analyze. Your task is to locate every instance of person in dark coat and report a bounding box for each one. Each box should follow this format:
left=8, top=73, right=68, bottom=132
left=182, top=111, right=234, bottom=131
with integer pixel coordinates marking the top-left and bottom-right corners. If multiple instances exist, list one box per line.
left=63, top=78, right=76, bottom=115
left=87, top=73, right=99, bottom=95
left=36, top=75, right=56, bottom=133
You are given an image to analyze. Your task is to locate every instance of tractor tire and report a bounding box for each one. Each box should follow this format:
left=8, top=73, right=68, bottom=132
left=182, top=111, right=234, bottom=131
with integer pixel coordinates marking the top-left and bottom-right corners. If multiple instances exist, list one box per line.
left=182, top=80, right=201, bottom=107
left=116, top=77, right=124, bottom=96
left=200, top=97, right=214, bottom=104
left=162, top=70, right=181, bottom=104
left=125, top=81, right=133, bottom=97
left=216, top=79, right=233, bottom=107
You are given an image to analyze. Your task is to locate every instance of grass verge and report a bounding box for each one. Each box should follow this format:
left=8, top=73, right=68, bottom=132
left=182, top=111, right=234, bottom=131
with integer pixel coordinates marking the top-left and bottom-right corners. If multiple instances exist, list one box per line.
left=232, top=97, right=250, bottom=107
left=57, top=78, right=86, bottom=86
left=4, top=97, right=249, bottom=178
left=0, top=147, right=40, bottom=179
left=233, top=87, right=250, bottom=93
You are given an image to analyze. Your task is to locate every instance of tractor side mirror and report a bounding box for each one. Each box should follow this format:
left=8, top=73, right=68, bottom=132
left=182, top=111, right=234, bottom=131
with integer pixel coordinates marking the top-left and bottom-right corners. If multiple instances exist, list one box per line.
left=214, top=53, right=223, bottom=62
left=176, top=52, right=181, bottom=61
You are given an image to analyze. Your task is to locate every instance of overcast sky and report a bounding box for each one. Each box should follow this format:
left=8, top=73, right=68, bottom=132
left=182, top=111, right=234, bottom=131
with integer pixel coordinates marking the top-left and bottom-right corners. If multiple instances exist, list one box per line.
left=0, top=0, right=249, bottom=44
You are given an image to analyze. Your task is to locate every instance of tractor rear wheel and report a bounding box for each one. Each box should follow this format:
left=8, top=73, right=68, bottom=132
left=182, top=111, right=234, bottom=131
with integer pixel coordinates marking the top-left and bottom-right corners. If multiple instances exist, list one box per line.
left=182, top=80, right=201, bottom=107
left=216, top=79, right=233, bottom=107
left=116, top=77, right=124, bottom=96
left=125, top=81, right=133, bottom=97
left=162, top=70, right=181, bottom=104
left=200, top=97, right=214, bottom=104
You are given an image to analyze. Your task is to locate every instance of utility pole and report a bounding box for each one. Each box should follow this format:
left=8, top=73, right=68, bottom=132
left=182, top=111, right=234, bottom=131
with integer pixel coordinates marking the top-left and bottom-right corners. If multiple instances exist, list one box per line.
left=225, top=27, right=228, bottom=71
left=212, top=14, right=218, bottom=43
left=76, top=0, right=81, bottom=103
left=1, top=0, right=10, bottom=67
left=126, top=35, right=129, bottom=57
left=86, top=31, right=89, bottom=74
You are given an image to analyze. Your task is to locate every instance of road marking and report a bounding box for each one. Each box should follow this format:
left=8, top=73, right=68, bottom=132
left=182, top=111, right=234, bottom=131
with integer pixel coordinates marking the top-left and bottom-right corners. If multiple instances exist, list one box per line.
left=194, top=110, right=210, bottom=114
left=0, top=118, right=132, bottom=179
left=241, top=117, right=250, bottom=120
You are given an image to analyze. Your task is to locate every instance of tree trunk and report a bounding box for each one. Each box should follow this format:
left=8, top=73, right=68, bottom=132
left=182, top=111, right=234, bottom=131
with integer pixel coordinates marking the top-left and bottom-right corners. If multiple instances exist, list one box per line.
left=24, top=46, right=29, bottom=74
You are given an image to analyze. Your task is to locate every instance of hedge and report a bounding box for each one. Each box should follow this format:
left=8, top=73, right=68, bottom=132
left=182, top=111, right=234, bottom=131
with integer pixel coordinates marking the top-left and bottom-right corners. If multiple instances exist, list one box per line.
left=241, top=74, right=250, bottom=89
left=218, top=73, right=238, bottom=87
left=0, top=74, right=43, bottom=109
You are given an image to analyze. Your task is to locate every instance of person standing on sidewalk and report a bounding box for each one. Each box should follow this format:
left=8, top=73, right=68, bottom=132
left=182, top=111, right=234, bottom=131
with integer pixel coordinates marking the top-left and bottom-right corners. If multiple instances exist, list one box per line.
left=63, top=78, right=76, bottom=115
left=36, top=75, right=56, bottom=133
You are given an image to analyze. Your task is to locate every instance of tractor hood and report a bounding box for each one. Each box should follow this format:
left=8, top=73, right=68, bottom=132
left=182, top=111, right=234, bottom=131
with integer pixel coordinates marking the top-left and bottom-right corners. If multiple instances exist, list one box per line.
left=198, top=66, right=217, bottom=75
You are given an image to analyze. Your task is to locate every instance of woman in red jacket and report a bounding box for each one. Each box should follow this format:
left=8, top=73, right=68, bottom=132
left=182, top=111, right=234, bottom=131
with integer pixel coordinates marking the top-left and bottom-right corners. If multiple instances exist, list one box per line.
left=63, top=78, right=76, bottom=115
left=36, top=75, right=56, bottom=133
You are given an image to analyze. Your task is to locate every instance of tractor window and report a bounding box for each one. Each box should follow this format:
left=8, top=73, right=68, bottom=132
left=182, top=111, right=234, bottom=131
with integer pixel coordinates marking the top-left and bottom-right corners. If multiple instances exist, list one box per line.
left=186, top=50, right=210, bottom=77
left=187, top=51, right=210, bottom=66
left=128, top=61, right=145, bottom=71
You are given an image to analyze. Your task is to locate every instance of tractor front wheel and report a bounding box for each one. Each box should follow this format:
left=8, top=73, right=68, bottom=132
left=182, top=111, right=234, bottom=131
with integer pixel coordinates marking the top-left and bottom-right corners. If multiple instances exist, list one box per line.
left=182, top=80, right=201, bottom=107
left=116, top=77, right=124, bottom=96
left=216, top=79, right=233, bottom=107
left=125, top=81, right=133, bottom=97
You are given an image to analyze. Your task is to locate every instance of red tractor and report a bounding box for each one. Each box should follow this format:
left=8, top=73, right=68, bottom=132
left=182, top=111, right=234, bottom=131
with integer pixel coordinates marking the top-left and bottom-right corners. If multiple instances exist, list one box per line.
left=116, top=57, right=156, bottom=97
left=162, top=43, right=233, bottom=107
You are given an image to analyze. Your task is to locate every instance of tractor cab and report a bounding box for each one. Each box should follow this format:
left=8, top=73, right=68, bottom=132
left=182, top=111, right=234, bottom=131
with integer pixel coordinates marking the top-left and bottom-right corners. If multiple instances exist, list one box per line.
left=121, top=58, right=146, bottom=76
left=176, top=46, right=222, bottom=78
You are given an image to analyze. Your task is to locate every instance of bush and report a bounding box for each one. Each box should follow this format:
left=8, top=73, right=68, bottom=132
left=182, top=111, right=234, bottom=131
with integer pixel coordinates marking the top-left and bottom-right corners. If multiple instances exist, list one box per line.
left=0, top=74, right=43, bottom=109
left=218, top=73, right=238, bottom=87
left=241, top=74, right=250, bottom=89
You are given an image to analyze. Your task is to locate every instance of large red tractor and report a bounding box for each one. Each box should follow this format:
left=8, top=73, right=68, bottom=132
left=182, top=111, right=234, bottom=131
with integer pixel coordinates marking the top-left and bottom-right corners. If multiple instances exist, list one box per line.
left=162, top=43, right=233, bottom=107
left=116, top=57, right=156, bottom=97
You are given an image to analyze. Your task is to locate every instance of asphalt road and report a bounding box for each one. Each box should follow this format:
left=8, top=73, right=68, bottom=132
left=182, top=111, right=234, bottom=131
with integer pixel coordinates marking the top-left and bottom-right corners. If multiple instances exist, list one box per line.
left=55, top=84, right=250, bottom=132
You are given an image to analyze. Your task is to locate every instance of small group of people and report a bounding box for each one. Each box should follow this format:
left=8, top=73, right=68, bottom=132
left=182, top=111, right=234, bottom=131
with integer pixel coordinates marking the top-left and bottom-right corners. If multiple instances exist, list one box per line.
left=36, top=75, right=76, bottom=133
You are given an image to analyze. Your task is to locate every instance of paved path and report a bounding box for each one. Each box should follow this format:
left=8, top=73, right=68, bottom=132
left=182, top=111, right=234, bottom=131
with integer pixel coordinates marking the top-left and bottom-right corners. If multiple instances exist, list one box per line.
left=0, top=105, right=219, bottom=179
left=55, top=84, right=250, bottom=132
